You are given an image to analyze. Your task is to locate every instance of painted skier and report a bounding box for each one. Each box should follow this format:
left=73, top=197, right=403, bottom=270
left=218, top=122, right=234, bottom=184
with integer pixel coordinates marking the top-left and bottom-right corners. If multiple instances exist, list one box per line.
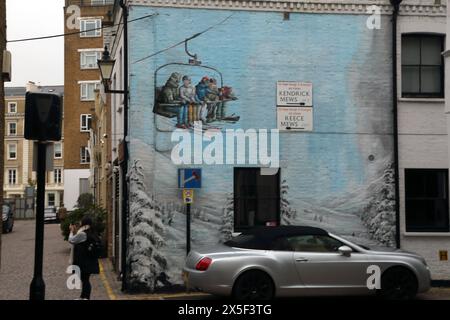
left=179, top=75, right=200, bottom=128
left=205, top=78, right=220, bottom=122
left=195, top=76, right=211, bottom=123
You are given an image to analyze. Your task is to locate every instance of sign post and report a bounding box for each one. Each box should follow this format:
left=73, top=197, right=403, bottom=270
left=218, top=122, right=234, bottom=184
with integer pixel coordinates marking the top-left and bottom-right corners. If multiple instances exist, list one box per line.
left=179, top=169, right=201, bottom=256
left=29, top=142, right=47, bottom=300
left=183, top=189, right=194, bottom=255
left=25, top=92, right=62, bottom=301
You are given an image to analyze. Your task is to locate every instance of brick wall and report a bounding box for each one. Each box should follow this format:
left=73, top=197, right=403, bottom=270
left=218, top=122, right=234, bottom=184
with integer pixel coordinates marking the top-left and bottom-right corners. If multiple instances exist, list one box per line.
left=63, top=2, right=112, bottom=170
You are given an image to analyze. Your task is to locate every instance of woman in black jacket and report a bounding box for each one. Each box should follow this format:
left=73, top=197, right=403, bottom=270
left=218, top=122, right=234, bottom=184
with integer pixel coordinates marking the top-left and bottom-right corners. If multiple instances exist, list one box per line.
left=69, top=216, right=100, bottom=300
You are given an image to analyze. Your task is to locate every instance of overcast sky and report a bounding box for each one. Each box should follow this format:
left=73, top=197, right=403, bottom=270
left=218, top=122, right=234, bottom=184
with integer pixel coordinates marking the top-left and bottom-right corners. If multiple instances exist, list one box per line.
left=6, top=0, right=65, bottom=87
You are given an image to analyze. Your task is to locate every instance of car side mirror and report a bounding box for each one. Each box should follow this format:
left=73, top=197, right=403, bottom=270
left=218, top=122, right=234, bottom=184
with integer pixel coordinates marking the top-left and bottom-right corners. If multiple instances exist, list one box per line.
left=338, top=245, right=352, bottom=257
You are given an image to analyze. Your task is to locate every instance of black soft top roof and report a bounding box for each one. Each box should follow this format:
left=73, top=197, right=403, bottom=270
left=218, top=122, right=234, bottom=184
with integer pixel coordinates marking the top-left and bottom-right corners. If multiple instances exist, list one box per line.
left=225, top=226, right=328, bottom=250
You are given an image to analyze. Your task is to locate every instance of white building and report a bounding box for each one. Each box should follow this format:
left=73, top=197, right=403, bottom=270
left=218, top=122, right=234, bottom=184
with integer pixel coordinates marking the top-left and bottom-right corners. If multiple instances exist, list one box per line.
left=396, top=0, right=449, bottom=282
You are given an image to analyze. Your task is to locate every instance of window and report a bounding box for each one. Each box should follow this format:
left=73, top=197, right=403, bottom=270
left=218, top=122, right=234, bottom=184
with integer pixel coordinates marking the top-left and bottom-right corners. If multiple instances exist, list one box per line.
left=8, top=144, right=17, bottom=160
left=80, top=114, right=92, bottom=132
left=54, top=143, right=62, bottom=159
left=54, top=169, right=62, bottom=184
left=80, top=82, right=100, bottom=101
left=8, top=122, right=17, bottom=136
left=405, top=169, right=449, bottom=232
left=234, top=168, right=280, bottom=230
left=80, top=178, right=90, bottom=194
left=47, top=193, right=56, bottom=207
left=80, top=51, right=102, bottom=69
left=8, top=169, right=17, bottom=185
left=80, top=19, right=101, bottom=37
left=402, top=34, right=445, bottom=98
left=8, top=102, right=17, bottom=113
left=80, top=147, right=90, bottom=164
left=281, top=235, right=345, bottom=253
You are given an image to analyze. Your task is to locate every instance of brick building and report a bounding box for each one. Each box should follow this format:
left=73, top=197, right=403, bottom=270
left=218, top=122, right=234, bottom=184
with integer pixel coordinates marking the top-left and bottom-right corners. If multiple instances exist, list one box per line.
left=0, top=0, right=6, bottom=266
left=3, top=84, right=65, bottom=208
left=89, top=89, right=113, bottom=257
left=63, top=0, right=114, bottom=210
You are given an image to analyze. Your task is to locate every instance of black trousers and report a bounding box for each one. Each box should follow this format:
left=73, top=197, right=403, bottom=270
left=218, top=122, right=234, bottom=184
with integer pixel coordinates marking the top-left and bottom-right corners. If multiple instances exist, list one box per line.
left=80, top=272, right=92, bottom=299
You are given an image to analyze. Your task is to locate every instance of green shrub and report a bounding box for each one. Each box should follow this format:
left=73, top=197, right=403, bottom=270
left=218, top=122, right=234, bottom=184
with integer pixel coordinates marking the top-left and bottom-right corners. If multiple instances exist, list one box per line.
left=76, top=193, right=94, bottom=210
left=60, top=204, right=107, bottom=241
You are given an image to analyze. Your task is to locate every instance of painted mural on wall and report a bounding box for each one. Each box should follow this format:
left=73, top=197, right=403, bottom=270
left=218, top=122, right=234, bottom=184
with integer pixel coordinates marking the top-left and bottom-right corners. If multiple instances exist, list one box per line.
left=154, top=70, right=239, bottom=129
left=126, top=6, right=397, bottom=292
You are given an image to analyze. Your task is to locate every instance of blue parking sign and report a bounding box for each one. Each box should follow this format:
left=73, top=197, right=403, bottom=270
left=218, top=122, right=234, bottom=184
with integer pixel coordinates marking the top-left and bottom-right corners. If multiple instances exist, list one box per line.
left=178, top=168, right=202, bottom=189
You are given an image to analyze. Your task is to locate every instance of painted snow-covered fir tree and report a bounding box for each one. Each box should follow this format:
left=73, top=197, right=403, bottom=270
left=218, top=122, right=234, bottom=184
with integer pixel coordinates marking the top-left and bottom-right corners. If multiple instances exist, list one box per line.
left=280, top=179, right=298, bottom=225
left=362, top=163, right=396, bottom=247
left=220, top=192, right=234, bottom=242
left=127, top=160, right=169, bottom=291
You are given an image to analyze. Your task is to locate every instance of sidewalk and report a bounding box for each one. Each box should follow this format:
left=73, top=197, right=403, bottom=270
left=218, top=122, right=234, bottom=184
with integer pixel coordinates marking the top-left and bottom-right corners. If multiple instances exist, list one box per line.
left=98, top=258, right=211, bottom=300
left=0, top=220, right=109, bottom=300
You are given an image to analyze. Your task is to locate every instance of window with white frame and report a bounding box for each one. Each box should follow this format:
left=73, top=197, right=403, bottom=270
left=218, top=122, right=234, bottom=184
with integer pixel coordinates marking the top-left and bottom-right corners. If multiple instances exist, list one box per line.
left=54, top=142, right=62, bottom=159
left=8, top=169, right=17, bottom=185
left=47, top=193, right=56, bottom=207
left=80, top=19, right=101, bottom=38
left=80, top=82, right=100, bottom=101
left=80, top=147, right=90, bottom=164
left=8, top=102, right=17, bottom=113
left=402, top=34, right=445, bottom=98
left=54, top=169, right=63, bottom=184
left=80, top=50, right=102, bottom=69
left=80, top=114, right=92, bottom=132
left=8, top=144, right=17, bottom=160
left=8, top=122, right=17, bottom=136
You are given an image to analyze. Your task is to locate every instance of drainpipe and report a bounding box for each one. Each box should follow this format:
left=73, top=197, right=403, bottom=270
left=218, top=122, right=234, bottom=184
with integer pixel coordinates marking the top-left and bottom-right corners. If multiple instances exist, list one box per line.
left=119, top=0, right=129, bottom=292
left=390, top=0, right=402, bottom=249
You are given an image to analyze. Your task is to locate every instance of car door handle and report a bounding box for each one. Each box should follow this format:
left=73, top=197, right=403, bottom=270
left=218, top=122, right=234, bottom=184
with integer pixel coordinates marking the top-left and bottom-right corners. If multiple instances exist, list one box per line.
left=295, top=257, right=309, bottom=262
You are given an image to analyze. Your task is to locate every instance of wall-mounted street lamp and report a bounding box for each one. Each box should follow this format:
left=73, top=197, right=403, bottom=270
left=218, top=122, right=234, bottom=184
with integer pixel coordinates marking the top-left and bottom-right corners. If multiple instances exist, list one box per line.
left=98, top=47, right=126, bottom=94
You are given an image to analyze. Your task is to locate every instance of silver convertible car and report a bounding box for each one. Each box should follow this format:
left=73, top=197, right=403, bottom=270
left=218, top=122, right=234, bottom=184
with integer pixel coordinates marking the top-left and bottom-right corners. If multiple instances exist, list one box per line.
left=183, top=226, right=431, bottom=300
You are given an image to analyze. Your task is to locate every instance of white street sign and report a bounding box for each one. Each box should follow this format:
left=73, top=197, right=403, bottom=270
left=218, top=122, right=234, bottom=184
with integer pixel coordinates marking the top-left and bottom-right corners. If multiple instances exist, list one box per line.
left=277, top=107, right=313, bottom=132
left=277, top=81, right=313, bottom=107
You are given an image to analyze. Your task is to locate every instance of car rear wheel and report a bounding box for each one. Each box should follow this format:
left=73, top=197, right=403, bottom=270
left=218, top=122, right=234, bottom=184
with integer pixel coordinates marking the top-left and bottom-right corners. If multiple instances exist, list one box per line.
left=232, top=270, right=274, bottom=300
left=379, top=267, right=418, bottom=300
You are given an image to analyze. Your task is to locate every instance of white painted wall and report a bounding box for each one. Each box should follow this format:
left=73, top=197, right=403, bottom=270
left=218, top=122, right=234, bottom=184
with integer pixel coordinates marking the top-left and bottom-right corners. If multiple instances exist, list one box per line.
left=398, top=13, right=450, bottom=280
left=63, top=169, right=91, bottom=210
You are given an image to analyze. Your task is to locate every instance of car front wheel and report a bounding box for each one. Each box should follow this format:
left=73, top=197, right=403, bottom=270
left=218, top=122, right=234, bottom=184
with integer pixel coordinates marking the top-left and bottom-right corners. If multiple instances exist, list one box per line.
left=232, top=270, right=274, bottom=300
left=379, top=267, right=418, bottom=300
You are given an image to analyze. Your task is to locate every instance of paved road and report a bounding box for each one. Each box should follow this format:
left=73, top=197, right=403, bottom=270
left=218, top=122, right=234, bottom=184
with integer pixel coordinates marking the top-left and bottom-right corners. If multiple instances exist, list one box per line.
left=0, top=220, right=109, bottom=300
left=2, top=220, right=449, bottom=301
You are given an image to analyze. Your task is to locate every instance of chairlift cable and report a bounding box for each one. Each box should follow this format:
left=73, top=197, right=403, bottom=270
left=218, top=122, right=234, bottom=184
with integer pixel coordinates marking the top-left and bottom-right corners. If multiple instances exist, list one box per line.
left=133, top=14, right=234, bottom=64
left=7, top=13, right=158, bottom=43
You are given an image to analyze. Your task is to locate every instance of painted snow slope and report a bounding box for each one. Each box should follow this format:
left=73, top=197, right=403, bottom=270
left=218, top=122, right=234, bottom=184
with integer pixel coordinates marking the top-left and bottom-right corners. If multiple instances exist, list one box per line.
left=126, top=7, right=395, bottom=290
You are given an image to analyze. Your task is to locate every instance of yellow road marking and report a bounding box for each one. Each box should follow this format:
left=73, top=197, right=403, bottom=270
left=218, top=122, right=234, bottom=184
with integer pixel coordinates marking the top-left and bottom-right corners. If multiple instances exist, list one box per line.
left=98, top=260, right=209, bottom=300
left=127, top=292, right=210, bottom=300
left=99, top=260, right=117, bottom=300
